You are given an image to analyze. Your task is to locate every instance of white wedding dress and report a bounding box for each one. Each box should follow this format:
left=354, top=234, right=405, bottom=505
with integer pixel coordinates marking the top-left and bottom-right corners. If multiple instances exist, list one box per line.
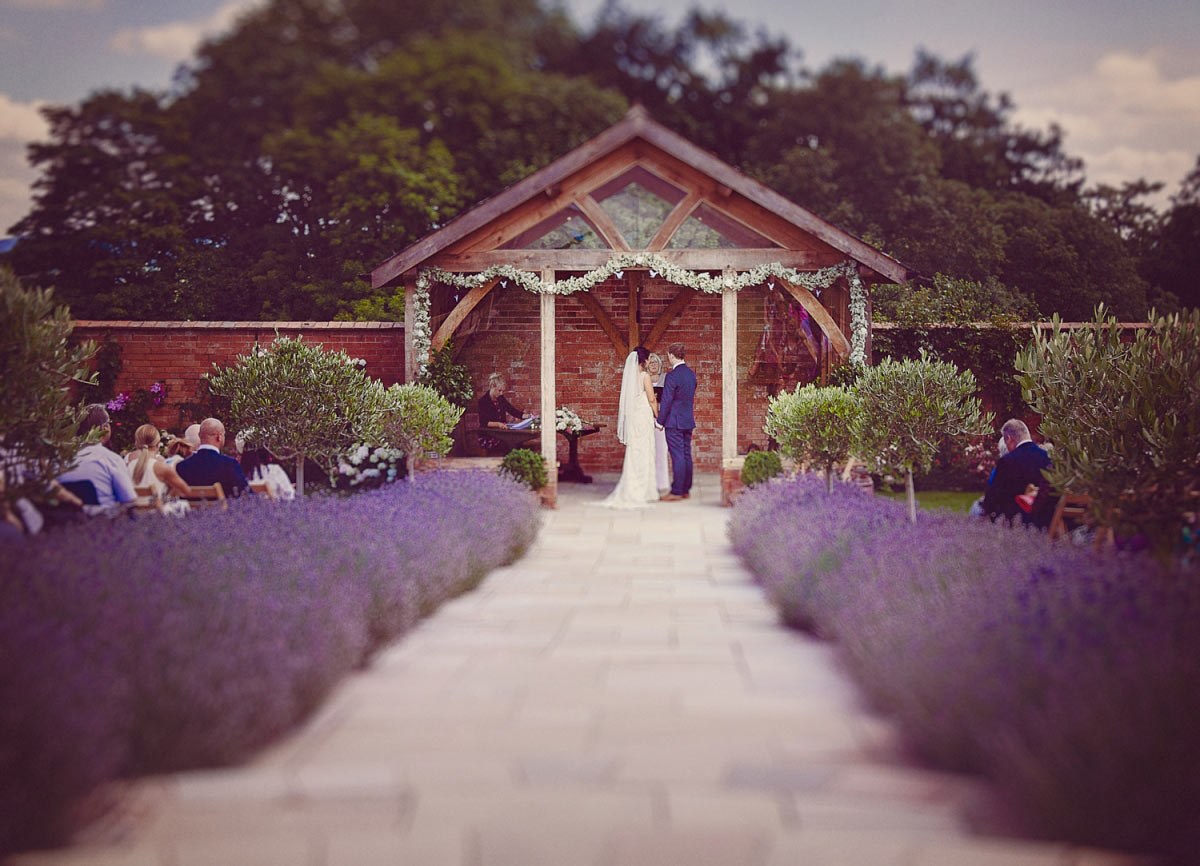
left=597, top=352, right=660, bottom=509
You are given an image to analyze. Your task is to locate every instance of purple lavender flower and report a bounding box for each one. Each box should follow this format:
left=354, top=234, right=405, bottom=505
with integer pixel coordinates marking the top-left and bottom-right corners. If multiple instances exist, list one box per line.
left=730, top=474, right=1200, bottom=857
left=0, top=471, right=540, bottom=856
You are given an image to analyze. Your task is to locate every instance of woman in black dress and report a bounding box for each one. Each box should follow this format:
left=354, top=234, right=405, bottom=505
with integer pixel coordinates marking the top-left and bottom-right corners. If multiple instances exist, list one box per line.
left=477, top=372, right=524, bottom=454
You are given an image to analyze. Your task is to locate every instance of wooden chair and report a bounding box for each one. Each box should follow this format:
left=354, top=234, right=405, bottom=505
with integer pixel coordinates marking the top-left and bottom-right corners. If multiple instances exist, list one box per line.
left=1047, top=493, right=1090, bottom=541
left=133, top=484, right=162, bottom=513
left=1047, top=493, right=1114, bottom=548
left=181, top=482, right=227, bottom=511
left=248, top=480, right=276, bottom=500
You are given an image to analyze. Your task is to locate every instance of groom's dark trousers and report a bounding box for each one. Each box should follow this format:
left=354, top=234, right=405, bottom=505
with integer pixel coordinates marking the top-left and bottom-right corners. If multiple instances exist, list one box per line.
left=657, top=362, right=697, bottom=497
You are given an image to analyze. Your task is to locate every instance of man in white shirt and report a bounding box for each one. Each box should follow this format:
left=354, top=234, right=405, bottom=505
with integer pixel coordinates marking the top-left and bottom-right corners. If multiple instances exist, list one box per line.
left=56, top=404, right=137, bottom=508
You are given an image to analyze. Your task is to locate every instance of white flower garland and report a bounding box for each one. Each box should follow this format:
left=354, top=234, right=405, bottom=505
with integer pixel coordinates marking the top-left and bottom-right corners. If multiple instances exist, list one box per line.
left=411, top=255, right=869, bottom=369
left=848, top=272, right=868, bottom=367
left=410, top=283, right=432, bottom=376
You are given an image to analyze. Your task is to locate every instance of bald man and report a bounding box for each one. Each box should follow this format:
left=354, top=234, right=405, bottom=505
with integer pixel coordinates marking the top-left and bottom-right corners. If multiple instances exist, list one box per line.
left=176, top=418, right=252, bottom=497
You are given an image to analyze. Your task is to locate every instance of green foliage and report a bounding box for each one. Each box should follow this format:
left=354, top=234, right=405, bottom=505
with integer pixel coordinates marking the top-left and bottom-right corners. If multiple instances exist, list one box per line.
left=417, top=340, right=473, bottom=408
left=1015, top=305, right=1200, bottom=557
left=379, top=384, right=463, bottom=466
left=1141, top=156, right=1200, bottom=312
left=871, top=274, right=1038, bottom=421
left=0, top=268, right=97, bottom=510
left=206, top=335, right=389, bottom=494
left=764, top=383, right=860, bottom=491
left=2, top=0, right=1159, bottom=325
left=852, top=352, right=993, bottom=521
left=500, top=448, right=548, bottom=490
left=741, top=450, right=783, bottom=488
left=339, top=288, right=405, bottom=323
left=827, top=360, right=862, bottom=389
left=872, top=274, right=1038, bottom=325
left=91, top=338, right=123, bottom=397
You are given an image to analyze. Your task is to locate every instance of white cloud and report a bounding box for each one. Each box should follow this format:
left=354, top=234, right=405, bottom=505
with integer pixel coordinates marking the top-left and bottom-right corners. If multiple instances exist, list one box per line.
left=0, top=0, right=104, bottom=8
left=1013, top=49, right=1200, bottom=200
left=0, top=95, right=47, bottom=233
left=110, top=0, right=261, bottom=62
left=0, top=140, right=38, bottom=234
left=0, top=92, right=48, bottom=143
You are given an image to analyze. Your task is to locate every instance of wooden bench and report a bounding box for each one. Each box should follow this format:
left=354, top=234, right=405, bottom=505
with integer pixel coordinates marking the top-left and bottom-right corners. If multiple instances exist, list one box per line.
left=133, top=484, right=162, bottom=513
left=248, top=480, right=276, bottom=500
left=1047, top=493, right=1090, bottom=540
left=181, top=482, right=227, bottom=511
left=1047, top=493, right=1113, bottom=548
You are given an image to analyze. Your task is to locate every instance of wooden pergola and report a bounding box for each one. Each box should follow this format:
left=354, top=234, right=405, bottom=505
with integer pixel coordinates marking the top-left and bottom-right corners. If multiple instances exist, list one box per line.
left=371, top=105, right=908, bottom=504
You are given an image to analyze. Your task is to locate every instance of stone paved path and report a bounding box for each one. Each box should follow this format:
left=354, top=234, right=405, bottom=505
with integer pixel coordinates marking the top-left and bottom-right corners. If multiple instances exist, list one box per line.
left=16, top=475, right=1150, bottom=866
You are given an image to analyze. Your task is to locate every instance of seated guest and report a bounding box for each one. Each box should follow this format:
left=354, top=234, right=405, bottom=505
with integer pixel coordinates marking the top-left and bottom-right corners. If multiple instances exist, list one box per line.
left=126, top=424, right=192, bottom=504
left=235, top=429, right=295, bottom=500
left=183, top=423, right=202, bottom=449
left=56, top=404, right=137, bottom=509
left=981, top=419, right=1051, bottom=524
left=176, top=417, right=252, bottom=496
left=1, top=445, right=84, bottom=534
left=477, top=372, right=525, bottom=454
left=164, top=436, right=193, bottom=466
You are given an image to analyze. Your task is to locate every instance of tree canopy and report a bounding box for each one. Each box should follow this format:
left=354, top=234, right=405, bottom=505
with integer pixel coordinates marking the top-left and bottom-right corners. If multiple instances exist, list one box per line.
left=2, top=0, right=1190, bottom=321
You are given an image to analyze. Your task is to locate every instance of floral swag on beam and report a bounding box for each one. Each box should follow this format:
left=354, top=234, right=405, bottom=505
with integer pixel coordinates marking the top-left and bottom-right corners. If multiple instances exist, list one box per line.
left=412, top=253, right=869, bottom=372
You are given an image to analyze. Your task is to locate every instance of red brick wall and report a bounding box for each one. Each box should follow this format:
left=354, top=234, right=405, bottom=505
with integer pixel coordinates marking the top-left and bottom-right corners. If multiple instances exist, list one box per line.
left=71, top=321, right=405, bottom=435
left=73, top=281, right=853, bottom=474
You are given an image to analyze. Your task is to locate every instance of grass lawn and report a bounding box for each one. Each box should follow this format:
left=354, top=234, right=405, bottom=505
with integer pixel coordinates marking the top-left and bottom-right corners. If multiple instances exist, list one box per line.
left=878, top=489, right=979, bottom=513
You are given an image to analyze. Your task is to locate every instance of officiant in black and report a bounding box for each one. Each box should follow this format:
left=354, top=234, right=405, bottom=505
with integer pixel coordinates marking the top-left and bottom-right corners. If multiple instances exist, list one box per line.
left=477, top=372, right=526, bottom=454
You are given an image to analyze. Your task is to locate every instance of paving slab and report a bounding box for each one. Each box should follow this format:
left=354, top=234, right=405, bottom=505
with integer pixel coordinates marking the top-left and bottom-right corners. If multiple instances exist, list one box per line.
left=13, top=472, right=1155, bottom=866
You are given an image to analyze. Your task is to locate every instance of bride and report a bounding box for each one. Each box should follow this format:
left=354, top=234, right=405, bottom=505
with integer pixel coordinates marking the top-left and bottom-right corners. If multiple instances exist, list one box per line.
left=597, top=346, right=660, bottom=508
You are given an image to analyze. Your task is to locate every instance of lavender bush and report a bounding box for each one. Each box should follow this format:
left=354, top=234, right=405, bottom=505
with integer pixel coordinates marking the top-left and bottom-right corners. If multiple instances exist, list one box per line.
left=0, top=470, right=540, bottom=856
left=730, top=475, right=1200, bottom=858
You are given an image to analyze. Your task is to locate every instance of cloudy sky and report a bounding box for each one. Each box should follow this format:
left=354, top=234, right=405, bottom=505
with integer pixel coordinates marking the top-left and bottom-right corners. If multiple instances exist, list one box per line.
left=1, top=0, right=1198, bottom=234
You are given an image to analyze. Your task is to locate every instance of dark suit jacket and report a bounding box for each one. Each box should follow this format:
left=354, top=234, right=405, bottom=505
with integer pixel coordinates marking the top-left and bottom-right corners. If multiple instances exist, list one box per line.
left=657, top=363, right=697, bottom=430
left=177, top=447, right=251, bottom=497
left=982, top=441, right=1051, bottom=522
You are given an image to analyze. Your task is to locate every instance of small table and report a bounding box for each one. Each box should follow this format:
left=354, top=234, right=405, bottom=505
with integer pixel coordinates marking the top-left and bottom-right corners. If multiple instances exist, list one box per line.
left=472, top=424, right=605, bottom=483
left=557, top=424, right=604, bottom=484
left=471, top=427, right=539, bottom=455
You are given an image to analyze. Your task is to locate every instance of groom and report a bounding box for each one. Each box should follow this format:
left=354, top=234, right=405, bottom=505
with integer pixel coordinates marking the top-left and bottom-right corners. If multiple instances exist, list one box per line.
left=656, top=342, right=697, bottom=501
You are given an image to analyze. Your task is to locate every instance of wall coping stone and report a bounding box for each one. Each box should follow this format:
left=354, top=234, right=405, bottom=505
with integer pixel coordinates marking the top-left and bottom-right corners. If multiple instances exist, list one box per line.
left=73, top=321, right=403, bottom=330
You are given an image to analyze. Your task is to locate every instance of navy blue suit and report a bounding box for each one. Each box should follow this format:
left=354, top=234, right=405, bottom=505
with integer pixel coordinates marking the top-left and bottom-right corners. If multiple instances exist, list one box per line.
left=982, top=440, right=1051, bottom=523
left=177, top=447, right=252, bottom=497
left=656, top=362, right=697, bottom=496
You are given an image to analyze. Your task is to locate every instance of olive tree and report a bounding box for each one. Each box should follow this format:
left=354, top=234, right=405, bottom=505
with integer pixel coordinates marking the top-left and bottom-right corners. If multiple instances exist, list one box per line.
left=0, top=268, right=96, bottom=511
left=379, top=384, right=463, bottom=481
left=765, top=383, right=861, bottom=493
left=1016, top=305, right=1200, bottom=556
left=206, top=335, right=388, bottom=495
left=852, top=352, right=992, bottom=522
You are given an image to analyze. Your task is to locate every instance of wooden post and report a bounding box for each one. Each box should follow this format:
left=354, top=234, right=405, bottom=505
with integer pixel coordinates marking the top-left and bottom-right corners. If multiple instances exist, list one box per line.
left=721, top=275, right=737, bottom=462
left=627, top=271, right=640, bottom=350
left=540, top=269, right=557, bottom=507
left=403, top=282, right=416, bottom=383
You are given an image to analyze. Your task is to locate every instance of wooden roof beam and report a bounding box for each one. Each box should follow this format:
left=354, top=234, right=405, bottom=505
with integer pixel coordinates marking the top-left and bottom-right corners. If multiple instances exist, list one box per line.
left=574, top=292, right=629, bottom=360
left=642, top=285, right=697, bottom=353
left=431, top=277, right=501, bottom=352
left=646, top=190, right=701, bottom=252
left=577, top=194, right=631, bottom=251
left=775, top=276, right=850, bottom=359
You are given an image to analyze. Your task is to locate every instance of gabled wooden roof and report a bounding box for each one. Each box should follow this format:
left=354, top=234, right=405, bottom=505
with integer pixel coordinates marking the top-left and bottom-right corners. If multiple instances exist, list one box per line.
left=370, top=105, right=908, bottom=288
